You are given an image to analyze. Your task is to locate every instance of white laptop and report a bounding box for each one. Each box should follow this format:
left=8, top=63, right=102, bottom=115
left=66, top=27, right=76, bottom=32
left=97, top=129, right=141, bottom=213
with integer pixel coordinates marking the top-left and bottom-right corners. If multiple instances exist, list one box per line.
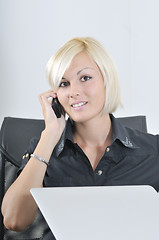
left=31, top=185, right=159, bottom=240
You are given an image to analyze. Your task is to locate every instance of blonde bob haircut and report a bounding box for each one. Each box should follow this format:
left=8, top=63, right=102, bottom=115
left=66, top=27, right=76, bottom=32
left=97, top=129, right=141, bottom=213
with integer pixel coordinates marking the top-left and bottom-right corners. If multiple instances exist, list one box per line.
left=46, top=37, right=122, bottom=114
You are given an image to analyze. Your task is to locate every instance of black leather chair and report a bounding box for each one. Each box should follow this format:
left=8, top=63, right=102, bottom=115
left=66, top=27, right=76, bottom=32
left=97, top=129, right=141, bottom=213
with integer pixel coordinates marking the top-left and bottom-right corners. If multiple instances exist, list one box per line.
left=0, top=116, right=147, bottom=240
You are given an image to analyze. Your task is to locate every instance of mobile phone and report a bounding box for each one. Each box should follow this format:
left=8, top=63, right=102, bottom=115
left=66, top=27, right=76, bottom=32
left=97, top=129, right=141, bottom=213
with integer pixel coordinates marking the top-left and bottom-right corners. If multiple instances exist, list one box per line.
left=52, top=98, right=64, bottom=118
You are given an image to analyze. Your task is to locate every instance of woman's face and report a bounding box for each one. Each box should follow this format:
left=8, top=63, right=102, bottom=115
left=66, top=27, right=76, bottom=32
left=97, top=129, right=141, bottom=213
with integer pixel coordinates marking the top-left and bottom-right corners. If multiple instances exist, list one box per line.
left=57, top=51, right=106, bottom=123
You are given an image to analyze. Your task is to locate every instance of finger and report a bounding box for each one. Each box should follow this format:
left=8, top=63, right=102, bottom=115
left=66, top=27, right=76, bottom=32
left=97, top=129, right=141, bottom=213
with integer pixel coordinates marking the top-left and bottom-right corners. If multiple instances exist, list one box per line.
left=38, top=90, right=57, bottom=106
left=39, top=90, right=57, bottom=100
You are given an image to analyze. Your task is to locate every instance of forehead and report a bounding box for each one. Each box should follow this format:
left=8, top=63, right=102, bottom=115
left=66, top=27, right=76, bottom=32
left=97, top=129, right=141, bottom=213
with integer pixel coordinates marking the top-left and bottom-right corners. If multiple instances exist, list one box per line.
left=63, top=52, right=99, bottom=76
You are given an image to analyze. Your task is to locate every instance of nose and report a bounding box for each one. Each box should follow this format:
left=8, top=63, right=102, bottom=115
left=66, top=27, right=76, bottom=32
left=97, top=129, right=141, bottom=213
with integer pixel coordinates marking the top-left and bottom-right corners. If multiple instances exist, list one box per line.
left=69, top=82, right=80, bottom=98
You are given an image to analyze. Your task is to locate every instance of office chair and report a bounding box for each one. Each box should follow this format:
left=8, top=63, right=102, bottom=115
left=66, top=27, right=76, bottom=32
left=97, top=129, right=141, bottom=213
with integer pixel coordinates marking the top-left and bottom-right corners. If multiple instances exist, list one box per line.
left=0, top=116, right=147, bottom=239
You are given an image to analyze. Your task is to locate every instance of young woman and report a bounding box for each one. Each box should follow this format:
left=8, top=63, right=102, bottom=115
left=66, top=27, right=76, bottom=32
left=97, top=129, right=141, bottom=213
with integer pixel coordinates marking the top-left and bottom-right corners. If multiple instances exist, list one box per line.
left=2, top=37, right=159, bottom=240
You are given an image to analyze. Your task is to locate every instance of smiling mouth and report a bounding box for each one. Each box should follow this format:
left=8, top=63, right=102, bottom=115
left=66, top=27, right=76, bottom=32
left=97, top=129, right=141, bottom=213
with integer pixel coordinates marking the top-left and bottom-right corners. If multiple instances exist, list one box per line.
left=71, top=102, right=87, bottom=108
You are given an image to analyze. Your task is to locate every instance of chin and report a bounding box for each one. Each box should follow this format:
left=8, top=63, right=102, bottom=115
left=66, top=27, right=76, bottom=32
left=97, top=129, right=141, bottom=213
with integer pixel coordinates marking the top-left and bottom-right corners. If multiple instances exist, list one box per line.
left=70, top=113, right=96, bottom=124
left=69, top=113, right=86, bottom=122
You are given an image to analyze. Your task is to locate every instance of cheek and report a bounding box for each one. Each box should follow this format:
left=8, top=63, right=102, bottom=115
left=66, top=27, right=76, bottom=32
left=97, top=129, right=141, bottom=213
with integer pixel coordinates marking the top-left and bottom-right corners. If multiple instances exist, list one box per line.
left=91, top=85, right=106, bottom=108
left=88, top=83, right=105, bottom=99
left=57, top=90, right=68, bottom=108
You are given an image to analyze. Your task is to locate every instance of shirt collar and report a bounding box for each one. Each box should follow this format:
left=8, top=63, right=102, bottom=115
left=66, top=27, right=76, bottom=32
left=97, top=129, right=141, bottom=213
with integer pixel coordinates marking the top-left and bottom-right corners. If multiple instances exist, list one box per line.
left=54, top=118, right=74, bottom=157
left=55, top=115, right=140, bottom=156
left=110, top=114, right=139, bottom=149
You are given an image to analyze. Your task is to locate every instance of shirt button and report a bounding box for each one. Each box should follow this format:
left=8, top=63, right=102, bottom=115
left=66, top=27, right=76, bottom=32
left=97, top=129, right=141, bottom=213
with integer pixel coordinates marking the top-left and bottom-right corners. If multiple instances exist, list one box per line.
left=97, top=170, right=103, bottom=176
left=106, top=147, right=110, bottom=152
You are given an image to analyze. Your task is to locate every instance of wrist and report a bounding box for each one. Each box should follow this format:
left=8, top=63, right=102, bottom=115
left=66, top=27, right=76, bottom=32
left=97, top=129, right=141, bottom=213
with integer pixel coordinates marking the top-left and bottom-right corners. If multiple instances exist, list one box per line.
left=41, top=128, right=53, bottom=138
left=41, top=128, right=59, bottom=146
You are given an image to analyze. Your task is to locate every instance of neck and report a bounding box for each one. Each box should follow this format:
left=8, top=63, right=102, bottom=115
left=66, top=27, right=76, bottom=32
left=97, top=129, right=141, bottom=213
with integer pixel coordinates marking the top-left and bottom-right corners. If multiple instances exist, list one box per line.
left=73, top=114, right=112, bottom=148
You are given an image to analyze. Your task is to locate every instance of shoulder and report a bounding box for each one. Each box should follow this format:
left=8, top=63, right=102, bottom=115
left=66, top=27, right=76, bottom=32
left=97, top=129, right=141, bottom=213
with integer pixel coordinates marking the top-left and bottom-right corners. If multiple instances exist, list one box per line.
left=125, top=127, right=159, bottom=154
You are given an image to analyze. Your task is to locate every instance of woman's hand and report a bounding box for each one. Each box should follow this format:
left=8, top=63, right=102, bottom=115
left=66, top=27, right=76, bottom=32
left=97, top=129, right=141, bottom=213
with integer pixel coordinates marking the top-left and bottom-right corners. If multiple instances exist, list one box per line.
left=39, top=90, right=66, bottom=143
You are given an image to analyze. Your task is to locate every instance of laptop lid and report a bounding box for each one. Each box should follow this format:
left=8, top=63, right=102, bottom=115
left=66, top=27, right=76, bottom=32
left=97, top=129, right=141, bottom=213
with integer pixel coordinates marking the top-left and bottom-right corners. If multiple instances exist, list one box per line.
left=31, top=186, right=159, bottom=240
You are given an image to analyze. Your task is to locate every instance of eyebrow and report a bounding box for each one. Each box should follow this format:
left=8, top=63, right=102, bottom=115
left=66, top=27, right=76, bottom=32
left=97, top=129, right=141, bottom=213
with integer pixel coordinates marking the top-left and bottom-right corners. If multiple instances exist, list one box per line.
left=62, top=67, right=94, bottom=80
left=77, top=67, right=94, bottom=75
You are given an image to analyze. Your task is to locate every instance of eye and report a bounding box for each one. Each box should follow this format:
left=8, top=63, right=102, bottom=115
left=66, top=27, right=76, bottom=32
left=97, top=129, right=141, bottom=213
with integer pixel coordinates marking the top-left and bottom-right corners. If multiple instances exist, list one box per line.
left=80, top=76, right=92, bottom=82
left=59, top=81, right=70, bottom=87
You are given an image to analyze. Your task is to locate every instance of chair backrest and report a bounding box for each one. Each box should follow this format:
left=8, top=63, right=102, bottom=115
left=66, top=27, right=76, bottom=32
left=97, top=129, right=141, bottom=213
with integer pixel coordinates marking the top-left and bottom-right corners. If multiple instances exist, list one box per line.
left=117, top=115, right=147, bottom=133
left=0, top=118, right=45, bottom=240
left=0, top=115, right=147, bottom=239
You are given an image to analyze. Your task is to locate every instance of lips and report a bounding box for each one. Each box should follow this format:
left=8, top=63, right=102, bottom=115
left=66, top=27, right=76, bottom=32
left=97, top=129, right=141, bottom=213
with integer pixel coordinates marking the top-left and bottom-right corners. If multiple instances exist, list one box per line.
left=71, top=101, right=87, bottom=108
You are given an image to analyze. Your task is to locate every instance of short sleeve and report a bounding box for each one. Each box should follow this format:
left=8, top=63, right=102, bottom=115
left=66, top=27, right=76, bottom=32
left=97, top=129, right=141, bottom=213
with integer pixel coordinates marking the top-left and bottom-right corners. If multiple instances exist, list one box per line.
left=17, top=136, right=40, bottom=176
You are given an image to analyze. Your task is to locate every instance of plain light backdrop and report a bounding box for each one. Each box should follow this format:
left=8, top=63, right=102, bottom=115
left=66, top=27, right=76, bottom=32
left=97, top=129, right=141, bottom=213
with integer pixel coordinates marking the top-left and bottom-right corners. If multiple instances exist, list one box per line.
left=0, top=0, right=158, bottom=133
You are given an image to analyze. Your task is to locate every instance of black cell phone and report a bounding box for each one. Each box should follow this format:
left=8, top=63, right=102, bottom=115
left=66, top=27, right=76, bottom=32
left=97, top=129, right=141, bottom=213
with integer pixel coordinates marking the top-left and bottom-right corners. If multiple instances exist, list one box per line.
left=52, top=98, right=64, bottom=118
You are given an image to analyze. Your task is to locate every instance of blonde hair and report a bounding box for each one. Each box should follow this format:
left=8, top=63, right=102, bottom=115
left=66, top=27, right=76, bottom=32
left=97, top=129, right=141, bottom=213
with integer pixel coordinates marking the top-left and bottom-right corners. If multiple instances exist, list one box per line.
left=46, top=37, right=122, bottom=114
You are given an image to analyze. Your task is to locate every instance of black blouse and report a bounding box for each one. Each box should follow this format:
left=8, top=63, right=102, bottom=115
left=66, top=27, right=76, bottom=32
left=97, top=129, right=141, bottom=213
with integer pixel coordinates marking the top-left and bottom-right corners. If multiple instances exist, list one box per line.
left=18, top=114, right=159, bottom=239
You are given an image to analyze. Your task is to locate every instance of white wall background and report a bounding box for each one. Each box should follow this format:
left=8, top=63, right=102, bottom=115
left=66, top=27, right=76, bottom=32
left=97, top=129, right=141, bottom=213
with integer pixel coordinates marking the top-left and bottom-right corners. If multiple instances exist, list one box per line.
left=0, top=0, right=158, bottom=134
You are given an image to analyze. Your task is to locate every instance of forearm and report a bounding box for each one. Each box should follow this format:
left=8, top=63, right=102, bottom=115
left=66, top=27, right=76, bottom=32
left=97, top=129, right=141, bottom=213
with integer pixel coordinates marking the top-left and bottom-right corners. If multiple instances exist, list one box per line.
left=2, top=89, right=66, bottom=231
left=1, top=129, right=57, bottom=231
